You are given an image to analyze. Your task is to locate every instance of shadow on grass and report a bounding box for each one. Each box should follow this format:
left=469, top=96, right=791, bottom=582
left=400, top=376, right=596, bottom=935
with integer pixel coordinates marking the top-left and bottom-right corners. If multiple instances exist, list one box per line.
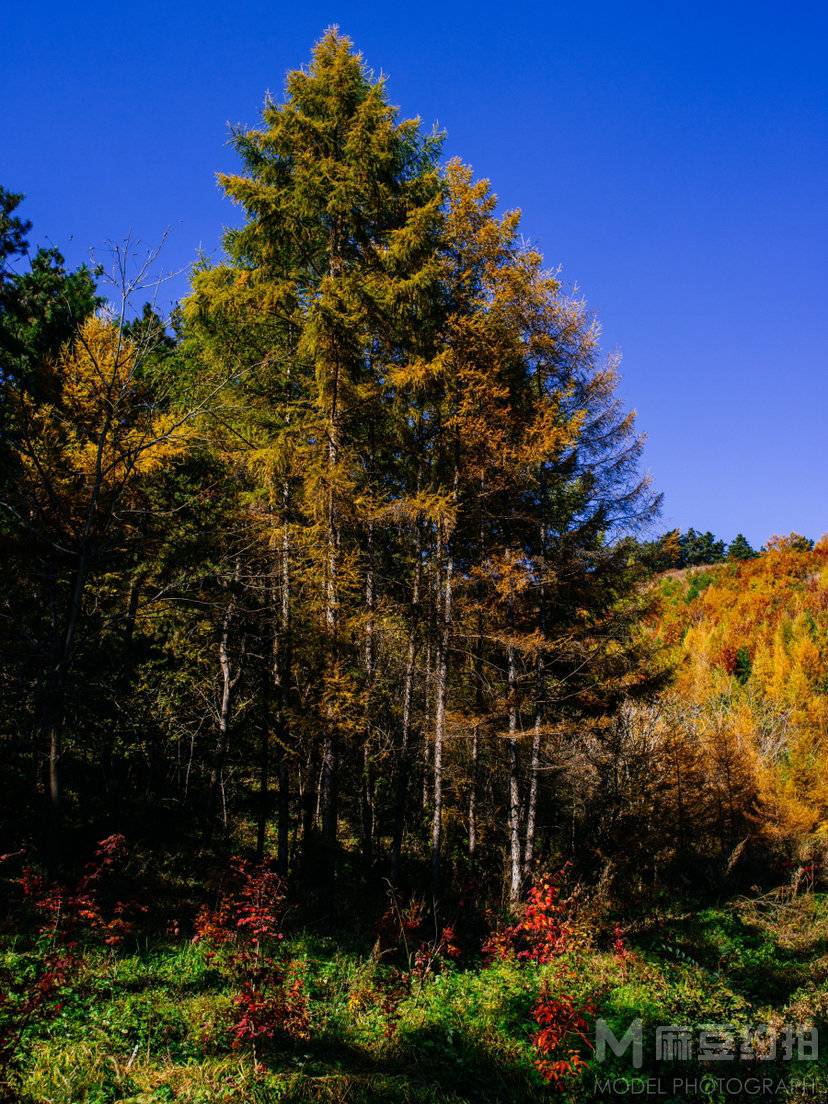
left=257, top=1021, right=545, bottom=1104
left=639, top=902, right=828, bottom=1005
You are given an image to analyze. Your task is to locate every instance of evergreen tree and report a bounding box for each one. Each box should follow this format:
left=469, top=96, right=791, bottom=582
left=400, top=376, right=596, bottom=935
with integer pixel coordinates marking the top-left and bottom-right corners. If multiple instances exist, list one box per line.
left=728, top=533, right=757, bottom=560
left=680, top=528, right=726, bottom=567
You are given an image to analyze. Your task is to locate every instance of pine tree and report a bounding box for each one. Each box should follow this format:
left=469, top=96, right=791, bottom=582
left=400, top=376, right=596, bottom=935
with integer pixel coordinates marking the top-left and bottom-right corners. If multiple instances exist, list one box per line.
left=728, top=533, right=757, bottom=561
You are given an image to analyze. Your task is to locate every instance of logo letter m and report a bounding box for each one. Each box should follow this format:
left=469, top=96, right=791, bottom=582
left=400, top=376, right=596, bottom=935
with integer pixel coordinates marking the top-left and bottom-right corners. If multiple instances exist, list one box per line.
left=596, top=1019, right=643, bottom=1069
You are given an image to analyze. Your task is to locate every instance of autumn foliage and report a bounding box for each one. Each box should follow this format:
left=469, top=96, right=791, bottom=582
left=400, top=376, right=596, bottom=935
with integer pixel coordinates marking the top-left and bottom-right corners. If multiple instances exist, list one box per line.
left=194, top=860, right=310, bottom=1056
left=531, top=987, right=592, bottom=1088
left=484, top=871, right=592, bottom=1088
left=0, top=836, right=134, bottom=1093
left=652, top=536, right=828, bottom=865
left=484, top=873, right=573, bottom=965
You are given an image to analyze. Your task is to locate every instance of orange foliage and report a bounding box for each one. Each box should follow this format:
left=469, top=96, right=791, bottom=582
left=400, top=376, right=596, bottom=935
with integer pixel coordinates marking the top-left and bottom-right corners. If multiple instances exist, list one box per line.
left=652, top=537, right=828, bottom=858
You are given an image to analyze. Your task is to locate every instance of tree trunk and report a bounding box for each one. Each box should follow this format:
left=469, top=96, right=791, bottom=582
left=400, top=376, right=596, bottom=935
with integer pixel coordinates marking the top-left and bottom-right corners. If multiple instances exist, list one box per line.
left=469, top=724, right=479, bottom=860
left=469, top=600, right=484, bottom=862
left=431, top=521, right=453, bottom=896
left=361, top=520, right=376, bottom=865
left=277, top=755, right=290, bottom=874
left=208, top=564, right=242, bottom=833
left=256, top=722, right=269, bottom=861
left=524, top=379, right=549, bottom=882
left=319, top=225, right=343, bottom=865
left=523, top=709, right=541, bottom=872
left=421, top=638, right=433, bottom=812
left=507, top=632, right=522, bottom=907
left=391, top=520, right=423, bottom=880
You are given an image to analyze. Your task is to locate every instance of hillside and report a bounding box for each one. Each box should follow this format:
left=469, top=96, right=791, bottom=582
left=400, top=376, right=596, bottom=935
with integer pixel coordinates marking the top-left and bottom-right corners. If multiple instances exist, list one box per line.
left=646, top=536, right=828, bottom=881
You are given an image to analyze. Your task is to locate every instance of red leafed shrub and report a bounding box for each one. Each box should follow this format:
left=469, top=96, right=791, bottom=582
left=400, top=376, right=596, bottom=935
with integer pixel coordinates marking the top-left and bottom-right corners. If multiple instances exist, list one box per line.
left=379, top=889, right=462, bottom=983
left=376, top=895, right=425, bottom=952
left=19, top=834, right=138, bottom=948
left=370, top=889, right=463, bottom=1039
left=1, top=837, right=135, bottom=1094
left=613, top=922, right=630, bottom=960
left=532, top=984, right=593, bottom=1088
left=483, top=871, right=572, bottom=964
left=194, top=858, right=286, bottom=955
left=194, top=859, right=307, bottom=1061
left=483, top=870, right=592, bottom=1092
left=230, top=960, right=310, bottom=1048
left=411, top=924, right=461, bottom=983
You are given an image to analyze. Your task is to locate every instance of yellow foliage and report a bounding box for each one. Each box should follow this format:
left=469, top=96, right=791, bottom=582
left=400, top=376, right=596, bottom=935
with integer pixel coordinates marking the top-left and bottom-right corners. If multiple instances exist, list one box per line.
left=13, top=316, right=193, bottom=533
left=652, top=542, right=828, bottom=855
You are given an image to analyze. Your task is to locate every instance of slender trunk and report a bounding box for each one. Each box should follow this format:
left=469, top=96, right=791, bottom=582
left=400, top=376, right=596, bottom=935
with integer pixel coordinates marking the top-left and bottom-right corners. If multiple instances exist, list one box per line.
left=208, top=563, right=242, bottom=832
left=431, top=521, right=453, bottom=895
left=468, top=724, right=479, bottom=859
left=507, top=629, right=522, bottom=907
left=523, top=552, right=545, bottom=877
left=277, top=756, right=289, bottom=875
left=320, top=434, right=339, bottom=854
left=208, top=616, right=233, bottom=826
left=524, top=375, right=549, bottom=880
left=301, top=743, right=318, bottom=858
left=523, top=708, right=541, bottom=872
left=320, top=225, right=343, bottom=862
left=47, top=697, right=63, bottom=817
left=277, top=479, right=293, bottom=872
left=391, top=635, right=416, bottom=880
left=392, top=520, right=423, bottom=880
left=421, top=638, right=433, bottom=811
left=256, top=722, right=269, bottom=861
left=319, top=736, right=337, bottom=848
left=361, top=520, right=376, bottom=864
left=469, top=595, right=484, bottom=862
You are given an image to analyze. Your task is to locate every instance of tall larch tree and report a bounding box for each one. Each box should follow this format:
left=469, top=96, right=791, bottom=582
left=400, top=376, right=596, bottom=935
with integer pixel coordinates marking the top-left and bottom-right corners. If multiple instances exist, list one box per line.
left=185, top=28, right=444, bottom=879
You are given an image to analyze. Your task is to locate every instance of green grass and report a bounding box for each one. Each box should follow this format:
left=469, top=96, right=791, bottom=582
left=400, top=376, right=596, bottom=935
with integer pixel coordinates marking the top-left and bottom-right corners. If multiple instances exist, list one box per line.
left=5, top=893, right=828, bottom=1102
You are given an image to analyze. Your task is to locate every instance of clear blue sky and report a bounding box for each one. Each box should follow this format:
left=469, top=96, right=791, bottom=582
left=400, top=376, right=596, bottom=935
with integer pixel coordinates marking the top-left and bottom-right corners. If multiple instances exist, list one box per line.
left=5, top=1, right=827, bottom=547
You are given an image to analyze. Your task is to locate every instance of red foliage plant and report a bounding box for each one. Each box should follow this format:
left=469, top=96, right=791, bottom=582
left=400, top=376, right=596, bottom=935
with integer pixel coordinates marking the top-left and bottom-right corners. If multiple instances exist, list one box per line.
left=231, top=960, right=310, bottom=1048
left=613, top=922, right=630, bottom=961
left=379, top=891, right=461, bottom=982
left=371, top=890, right=462, bottom=1039
left=483, top=871, right=572, bottom=965
left=193, top=859, right=308, bottom=1057
left=0, top=837, right=134, bottom=1093
left=19, top=834, right=137, bottom=948
left=483, top=870, right=592, bottom=1091
left=411, top=924, right=461, bottom=982
left=532, top=984, right=593, bottom=1088
left=194, top=858, right=286, bottom=956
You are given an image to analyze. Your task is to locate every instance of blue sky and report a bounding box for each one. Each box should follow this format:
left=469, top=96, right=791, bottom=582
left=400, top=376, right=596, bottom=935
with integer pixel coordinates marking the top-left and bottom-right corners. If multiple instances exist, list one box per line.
left=4, top=1, right=827, bottom=547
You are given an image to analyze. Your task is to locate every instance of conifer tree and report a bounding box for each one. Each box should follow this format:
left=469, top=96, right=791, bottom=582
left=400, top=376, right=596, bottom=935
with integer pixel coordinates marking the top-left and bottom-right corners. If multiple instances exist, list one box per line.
left=186, top=28, right=444, bottom=877
left=728, top=533, right=757, bottom=561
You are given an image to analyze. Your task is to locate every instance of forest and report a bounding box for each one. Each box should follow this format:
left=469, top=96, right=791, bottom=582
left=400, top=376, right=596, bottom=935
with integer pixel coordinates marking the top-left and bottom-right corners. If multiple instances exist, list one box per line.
left=2, top=29, right=827, bottom=1104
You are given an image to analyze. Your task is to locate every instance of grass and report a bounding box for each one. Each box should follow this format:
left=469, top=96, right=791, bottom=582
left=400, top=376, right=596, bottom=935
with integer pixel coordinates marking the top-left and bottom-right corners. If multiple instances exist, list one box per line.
left=4, top=893, right=828, bottom=1102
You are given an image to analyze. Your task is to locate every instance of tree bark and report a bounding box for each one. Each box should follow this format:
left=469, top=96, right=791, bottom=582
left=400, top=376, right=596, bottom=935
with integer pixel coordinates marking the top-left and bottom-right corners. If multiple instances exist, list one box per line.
left=507, top=628, right=522, bottom=907
left=256, top=721, right=269, bottom=861
left=208, top=563, right=242, bottom=833
left=469, top=724, right=479, bottom=860
left=361, top=520, right=376, bottom=865
left=431, top=521, right=453, bottom=896
left=391, top=519, right=423, bottom=881
left=523, top=709, right=541, bottom=872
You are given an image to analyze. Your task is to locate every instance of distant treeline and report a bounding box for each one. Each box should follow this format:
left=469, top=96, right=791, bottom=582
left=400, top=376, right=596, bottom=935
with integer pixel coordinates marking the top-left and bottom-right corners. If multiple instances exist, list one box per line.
left=638, top=527, right=814, bottom=571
